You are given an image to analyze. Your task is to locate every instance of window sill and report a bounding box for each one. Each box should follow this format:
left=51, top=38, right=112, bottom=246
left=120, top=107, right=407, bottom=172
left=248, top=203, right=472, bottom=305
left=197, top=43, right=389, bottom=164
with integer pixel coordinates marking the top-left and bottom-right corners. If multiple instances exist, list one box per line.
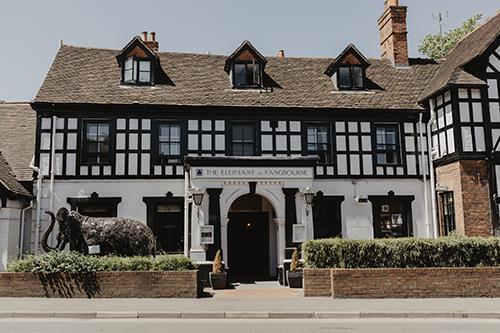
left=331, top=90, right=375, bottom=94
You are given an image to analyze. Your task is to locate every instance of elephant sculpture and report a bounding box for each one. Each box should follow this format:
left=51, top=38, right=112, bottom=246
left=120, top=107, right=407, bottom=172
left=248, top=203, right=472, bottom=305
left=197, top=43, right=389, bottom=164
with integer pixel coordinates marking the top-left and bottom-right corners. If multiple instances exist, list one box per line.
left=42, top=208, right=156, bottom=256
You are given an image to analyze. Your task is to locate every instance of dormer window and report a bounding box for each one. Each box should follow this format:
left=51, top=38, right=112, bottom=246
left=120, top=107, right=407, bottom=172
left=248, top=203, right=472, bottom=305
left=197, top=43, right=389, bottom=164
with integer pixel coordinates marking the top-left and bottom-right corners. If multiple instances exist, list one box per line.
left=225, top=41, right=267, bottom=89
left=324, top=44, right=370, bottom=91
left=123, top=57, right=151, bottom=84
left=233, top=61, right=261, bottom=88
left=338, top=65, right=364, bottom=90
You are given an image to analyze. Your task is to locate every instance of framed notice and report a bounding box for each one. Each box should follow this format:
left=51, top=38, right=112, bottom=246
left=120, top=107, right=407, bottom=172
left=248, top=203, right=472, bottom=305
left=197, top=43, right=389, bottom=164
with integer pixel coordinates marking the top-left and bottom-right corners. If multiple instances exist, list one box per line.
left=292, top=224, right=307, bottom=243
left=200, top=225, right=214, bottom=245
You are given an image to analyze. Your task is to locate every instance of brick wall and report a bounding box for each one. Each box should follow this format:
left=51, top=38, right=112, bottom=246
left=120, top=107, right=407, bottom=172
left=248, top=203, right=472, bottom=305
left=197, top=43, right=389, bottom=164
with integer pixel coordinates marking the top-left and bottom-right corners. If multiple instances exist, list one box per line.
left=304, top=268, right=500, bottom=298
left=435, top=160, right=492, bottom=236
left=0, top=270, right=200, bottom=298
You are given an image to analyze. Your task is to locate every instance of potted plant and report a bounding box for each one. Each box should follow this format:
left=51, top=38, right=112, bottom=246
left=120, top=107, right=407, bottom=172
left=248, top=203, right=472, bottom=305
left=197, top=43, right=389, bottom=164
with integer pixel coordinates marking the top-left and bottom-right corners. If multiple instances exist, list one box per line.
left=209, top=249, right=227, bottom=290
left=286, top=248, right=303, bottom=288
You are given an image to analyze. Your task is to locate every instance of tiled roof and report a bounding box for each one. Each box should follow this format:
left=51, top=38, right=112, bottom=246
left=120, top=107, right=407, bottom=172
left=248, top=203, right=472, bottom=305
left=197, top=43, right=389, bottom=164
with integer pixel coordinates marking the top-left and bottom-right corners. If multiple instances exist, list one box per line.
left=0, top=103, right=36, bottom=181
left=34, top=44, right=439, bottom=111
left=0, top=152, right=31, bottom=198
left=420, top=11, right=500, bottom=101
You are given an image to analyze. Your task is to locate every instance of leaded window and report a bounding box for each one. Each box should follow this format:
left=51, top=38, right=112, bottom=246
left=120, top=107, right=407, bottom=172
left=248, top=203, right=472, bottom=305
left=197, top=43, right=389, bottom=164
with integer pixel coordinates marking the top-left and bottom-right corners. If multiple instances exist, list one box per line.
left=338, top=65, right=364, bottom=90
left=441, top=192, right=456, bottom=236
left=82, top=122, right=110, bottom=164
left=233, top=62, right=261, bottom=88
left=375, top=125, right=400, bottom=165
left=306, top=125, right=329, bottom=163
left=158, top=123, right=181, bottom=157
left=232, top=123, right=255, bottom=156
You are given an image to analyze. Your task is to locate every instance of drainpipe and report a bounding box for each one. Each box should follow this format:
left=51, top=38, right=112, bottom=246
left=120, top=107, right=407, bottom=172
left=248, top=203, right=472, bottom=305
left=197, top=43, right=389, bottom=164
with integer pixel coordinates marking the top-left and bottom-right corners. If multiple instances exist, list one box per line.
left=418, top=112, right=430, bottom=238
left=29, top=158, right=42, bottom=253
left=18, top=200, right=34, bottom=259
left=427, top=100, right=438, bottom=238
left=183, top=166, right=190, bottom=257
left=48, top=115, right=57, bottom=245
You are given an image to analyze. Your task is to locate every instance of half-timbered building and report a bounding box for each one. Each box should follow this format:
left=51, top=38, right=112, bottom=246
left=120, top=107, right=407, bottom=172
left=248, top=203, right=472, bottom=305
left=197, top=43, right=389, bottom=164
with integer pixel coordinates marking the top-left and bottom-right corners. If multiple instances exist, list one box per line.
left=420, top=10, right=500, bottom=238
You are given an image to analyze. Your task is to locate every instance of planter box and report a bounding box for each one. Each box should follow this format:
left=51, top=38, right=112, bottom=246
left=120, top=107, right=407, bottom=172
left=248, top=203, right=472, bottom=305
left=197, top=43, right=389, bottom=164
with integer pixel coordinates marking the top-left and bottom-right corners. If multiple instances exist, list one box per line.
left=209, top=272, right=227, bottom=289
left=304, top=267, right=500, bottom=298
left=0, top=270, right=201, bottom=298
left=286, top=271, right=303, bottom=288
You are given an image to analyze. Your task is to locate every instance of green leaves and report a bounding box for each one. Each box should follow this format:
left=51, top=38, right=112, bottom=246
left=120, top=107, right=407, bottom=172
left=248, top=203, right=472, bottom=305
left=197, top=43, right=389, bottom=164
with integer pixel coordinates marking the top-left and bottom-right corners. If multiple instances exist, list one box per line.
left=7, top=252, right=195, bottom=273
left=418, top=14, right=482, bottom=60
left=303, top=236, right=500, bottom=269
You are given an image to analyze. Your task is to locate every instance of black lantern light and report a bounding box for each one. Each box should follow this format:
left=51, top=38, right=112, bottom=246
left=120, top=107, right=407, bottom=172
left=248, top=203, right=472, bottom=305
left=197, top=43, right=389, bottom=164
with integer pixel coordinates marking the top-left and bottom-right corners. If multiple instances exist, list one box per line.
left=191, top=189, right=205, bottom=206
left=302, top=188, right=315, bottom=205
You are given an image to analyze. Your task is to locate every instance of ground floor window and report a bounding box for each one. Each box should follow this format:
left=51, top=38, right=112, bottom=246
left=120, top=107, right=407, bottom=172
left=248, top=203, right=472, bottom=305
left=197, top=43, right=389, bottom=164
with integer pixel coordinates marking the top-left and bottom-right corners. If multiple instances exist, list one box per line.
left=440, top=191, right=456, bottom=236
left=67, top=195, right=121, bottom=217
left=369, top=195, right=414, bottom=238
left=312, top=194, right=343, bottom=238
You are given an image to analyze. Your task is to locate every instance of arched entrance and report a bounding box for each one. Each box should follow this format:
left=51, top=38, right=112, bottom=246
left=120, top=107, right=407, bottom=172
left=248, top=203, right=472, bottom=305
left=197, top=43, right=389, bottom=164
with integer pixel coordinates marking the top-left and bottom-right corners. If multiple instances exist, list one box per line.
left=227, top=194, right=277, bottom=279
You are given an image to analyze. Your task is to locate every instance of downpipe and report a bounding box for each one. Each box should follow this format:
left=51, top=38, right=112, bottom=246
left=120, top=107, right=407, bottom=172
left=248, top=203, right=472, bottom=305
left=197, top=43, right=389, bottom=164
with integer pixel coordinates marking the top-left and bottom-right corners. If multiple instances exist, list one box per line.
left=18, top=200, right=34, bottom=259
left=29, top=158, right=42, bottom=253
left=427, top=100, right=438, bottom=238
left=418, top=112, right=431, bottom=238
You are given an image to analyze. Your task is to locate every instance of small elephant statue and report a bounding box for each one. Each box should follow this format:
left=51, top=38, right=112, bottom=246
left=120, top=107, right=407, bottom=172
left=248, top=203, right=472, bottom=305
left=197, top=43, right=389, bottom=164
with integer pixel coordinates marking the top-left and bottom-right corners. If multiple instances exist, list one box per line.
left=42, top=208, right=156, bottom=256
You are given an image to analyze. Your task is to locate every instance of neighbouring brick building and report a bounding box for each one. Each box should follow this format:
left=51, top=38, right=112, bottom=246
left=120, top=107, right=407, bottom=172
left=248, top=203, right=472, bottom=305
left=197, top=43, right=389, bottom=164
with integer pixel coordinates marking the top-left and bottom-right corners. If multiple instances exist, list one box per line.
left=419, top=10, right=500, bottom=237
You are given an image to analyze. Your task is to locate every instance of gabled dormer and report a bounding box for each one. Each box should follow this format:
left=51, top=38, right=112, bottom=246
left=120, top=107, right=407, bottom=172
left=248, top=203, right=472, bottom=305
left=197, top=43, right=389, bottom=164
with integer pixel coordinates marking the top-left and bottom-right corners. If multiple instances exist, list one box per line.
left=225, top=41, right=267, bottom=89
left=325, top=44, right=370, bottom=91
left=116, top=32, right=164, bottom=86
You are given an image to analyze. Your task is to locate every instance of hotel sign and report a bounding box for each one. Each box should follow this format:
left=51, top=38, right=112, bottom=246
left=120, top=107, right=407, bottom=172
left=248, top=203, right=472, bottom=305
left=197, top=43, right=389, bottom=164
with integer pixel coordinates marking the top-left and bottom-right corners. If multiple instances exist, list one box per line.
left=191, top=167, right=313, bottom=179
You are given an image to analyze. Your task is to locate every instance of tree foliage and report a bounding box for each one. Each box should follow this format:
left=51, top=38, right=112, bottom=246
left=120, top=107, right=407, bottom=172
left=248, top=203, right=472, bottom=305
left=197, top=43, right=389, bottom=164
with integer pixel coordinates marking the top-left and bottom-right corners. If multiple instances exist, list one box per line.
left=418, top=14, right=482, bottom=60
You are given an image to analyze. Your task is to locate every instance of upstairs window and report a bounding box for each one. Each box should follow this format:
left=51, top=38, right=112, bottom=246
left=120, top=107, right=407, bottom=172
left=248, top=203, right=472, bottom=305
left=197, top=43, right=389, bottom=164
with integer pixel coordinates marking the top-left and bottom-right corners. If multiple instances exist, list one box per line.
left=158, top=123, right=182, bottom=160
left=233, top=62, right=262, bottom=88
left=123, top=57, right=152, bottom=84
left=338, top=66, right=364, bottom=90
left=82, top=122, right=111, bottom=164
left=232, top=123, right=256, bottom=156
left=375, top=124, right=400, bottom=165
left=306, top=125, right=330, bottom=163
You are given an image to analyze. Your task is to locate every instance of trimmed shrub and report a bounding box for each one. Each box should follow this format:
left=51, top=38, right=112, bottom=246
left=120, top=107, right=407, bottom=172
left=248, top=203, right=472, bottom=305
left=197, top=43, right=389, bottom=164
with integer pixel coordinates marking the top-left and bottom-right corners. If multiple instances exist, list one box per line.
left=303, top=237, right=500, bottom=269
left=7, top=252, right=195, bottom=273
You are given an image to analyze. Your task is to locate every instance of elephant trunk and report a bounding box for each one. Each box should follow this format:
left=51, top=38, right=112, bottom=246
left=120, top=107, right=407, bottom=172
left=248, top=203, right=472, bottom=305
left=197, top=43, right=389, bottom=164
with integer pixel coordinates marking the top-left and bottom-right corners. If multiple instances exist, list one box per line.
left=41, top=211, right=57, bottom=252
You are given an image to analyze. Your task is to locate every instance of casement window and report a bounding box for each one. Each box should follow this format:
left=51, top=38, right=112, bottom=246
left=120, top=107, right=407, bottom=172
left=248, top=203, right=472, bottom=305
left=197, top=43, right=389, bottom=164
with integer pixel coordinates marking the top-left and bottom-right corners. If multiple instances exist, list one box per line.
left=82, top=122, right=111, bottom=164
left=233, top=62, right=262, bottom=88
left=441, top=192, right=456, bottom=236
left=375, top=124, right=400, bottom=165
left=306, top=124, right=330, bottom=163
left=338, top=65, right=364, bottom=90
left=158, top=123, right=181, bottom=159
left=232, top=123, right=256, bottom=156
left=123, top=57, right=152, bottom=84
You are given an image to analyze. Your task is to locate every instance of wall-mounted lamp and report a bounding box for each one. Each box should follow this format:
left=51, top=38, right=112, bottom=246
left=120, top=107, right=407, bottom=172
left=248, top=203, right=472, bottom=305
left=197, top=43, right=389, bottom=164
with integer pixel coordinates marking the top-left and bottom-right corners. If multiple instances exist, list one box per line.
left=191, top=188, right=205, bottom=206
left=302, top=187, right=315, bottom=206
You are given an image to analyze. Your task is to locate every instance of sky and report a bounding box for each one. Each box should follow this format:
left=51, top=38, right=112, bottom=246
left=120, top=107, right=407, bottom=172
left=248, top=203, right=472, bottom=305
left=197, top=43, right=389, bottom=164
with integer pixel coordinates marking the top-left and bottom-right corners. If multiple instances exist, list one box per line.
left=0, top=0, right=498, bottom=102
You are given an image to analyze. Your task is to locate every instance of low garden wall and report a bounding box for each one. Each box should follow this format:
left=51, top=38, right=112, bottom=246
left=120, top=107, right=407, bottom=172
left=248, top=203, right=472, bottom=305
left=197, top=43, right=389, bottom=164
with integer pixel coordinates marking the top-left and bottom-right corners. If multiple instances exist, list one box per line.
left=303, top=237, right=500, bottom=298
left=0, top=270, right=200, bottom=298
left=304, top=267, right=500, bottom=298
left=3, top=251, right=201, bottom=298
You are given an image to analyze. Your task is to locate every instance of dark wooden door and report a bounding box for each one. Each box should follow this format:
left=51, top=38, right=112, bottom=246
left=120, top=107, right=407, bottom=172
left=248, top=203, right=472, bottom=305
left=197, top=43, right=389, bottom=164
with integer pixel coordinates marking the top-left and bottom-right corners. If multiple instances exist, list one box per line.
left=228, top=212, right=269, bottom=279
left=155, top=204, right=184, bottom=253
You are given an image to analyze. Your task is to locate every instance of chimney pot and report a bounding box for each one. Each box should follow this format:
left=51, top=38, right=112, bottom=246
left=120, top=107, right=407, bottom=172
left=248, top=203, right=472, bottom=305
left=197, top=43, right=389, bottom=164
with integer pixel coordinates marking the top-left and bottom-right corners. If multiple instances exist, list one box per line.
left=150, top=32, right=156, bottom=42
left=142, top=31, right=148, bottom=41
left=385, top=0, right=399, bottom=8
left=277, top=49, right=285, bottom=58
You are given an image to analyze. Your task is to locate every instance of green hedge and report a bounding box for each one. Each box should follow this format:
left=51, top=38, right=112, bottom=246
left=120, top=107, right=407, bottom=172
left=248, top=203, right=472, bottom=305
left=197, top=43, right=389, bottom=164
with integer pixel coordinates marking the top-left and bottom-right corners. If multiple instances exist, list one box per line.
left=7, top=251, right=195, bottom=274
left=303, top=237, right=500, bottom=269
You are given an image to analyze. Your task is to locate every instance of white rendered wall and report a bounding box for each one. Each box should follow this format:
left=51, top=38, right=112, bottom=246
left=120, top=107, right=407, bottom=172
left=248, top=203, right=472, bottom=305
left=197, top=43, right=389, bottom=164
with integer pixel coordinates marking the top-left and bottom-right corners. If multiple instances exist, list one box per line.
left=313, top=178, right=433, bottom=239
left=0, top=199, right=23, bottom=271
left=30, top=179, right=185, bottom=253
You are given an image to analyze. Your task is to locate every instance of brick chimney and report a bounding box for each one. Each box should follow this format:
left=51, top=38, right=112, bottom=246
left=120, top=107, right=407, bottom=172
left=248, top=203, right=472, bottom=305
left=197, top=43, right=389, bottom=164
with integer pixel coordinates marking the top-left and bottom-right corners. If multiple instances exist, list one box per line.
left=140, top=31, right=159, bottom=52
left=378, top=0, right=409, bottom=67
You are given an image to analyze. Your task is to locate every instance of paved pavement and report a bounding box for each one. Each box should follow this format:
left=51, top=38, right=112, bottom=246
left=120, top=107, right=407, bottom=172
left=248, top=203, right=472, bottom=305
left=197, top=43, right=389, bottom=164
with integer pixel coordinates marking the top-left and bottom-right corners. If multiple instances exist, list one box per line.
left=2, top=281, right=500, bottom=320
left=0, top=318, right=499, bottom=333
